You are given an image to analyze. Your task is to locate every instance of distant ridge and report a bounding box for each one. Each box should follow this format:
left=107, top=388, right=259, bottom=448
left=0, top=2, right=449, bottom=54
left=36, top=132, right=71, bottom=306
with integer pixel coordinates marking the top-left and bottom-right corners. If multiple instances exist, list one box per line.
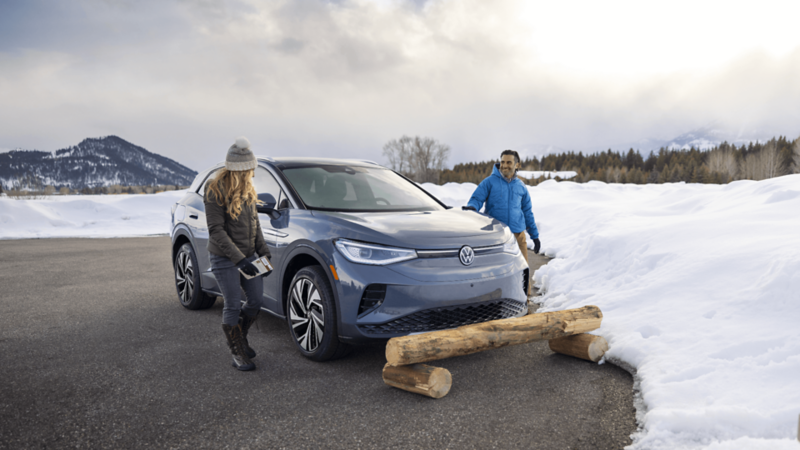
left=0, top=136, right=197, bottom=189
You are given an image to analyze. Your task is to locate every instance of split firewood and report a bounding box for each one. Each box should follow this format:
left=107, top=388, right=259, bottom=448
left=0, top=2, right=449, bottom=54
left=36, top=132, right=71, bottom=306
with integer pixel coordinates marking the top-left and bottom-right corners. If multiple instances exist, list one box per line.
left=385, top=305, right=602, bottom=366
left=382, top=363, right=452, bottom=399
left=548, top=333, right=608, bottom=362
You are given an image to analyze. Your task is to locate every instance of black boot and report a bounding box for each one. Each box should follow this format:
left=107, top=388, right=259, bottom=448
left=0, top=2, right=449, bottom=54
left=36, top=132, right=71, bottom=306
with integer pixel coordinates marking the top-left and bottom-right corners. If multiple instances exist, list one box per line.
left=239, top=311, right=258, bottom=359
left=222, top=323, right=255, bottom=371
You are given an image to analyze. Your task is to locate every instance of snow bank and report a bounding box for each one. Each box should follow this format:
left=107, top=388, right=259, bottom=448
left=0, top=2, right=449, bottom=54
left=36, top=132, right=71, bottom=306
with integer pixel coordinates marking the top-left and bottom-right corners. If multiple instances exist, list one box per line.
left=423, top=176, right=800, bottom=449
left=517, top=170, right=577, bottom=180
left=0, top=191, right=186, bottom=239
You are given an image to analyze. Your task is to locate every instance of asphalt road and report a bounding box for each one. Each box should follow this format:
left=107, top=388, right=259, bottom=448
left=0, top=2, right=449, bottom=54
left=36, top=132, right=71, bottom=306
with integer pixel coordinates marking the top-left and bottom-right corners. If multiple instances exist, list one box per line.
left=0, top=237, right=636, bottom=449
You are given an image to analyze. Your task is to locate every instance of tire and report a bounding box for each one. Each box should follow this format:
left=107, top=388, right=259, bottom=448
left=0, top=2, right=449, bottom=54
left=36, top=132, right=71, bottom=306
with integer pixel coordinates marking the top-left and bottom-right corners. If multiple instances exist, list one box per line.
left=174, top=243, right=216, bottom=310
left=286, top=266, right=349, bottom=362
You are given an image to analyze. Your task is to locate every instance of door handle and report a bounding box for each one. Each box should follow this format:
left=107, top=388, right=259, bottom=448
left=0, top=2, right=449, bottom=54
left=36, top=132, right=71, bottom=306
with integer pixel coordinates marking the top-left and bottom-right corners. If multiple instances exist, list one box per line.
left=262, top=228, right=288, bottom=238
left=189, top=214, right=199, bottom=219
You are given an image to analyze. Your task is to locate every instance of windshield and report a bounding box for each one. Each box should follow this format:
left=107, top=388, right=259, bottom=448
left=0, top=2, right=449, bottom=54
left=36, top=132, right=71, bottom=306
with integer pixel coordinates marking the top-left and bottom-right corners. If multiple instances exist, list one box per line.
left=282, top=165, right=445, bottom=212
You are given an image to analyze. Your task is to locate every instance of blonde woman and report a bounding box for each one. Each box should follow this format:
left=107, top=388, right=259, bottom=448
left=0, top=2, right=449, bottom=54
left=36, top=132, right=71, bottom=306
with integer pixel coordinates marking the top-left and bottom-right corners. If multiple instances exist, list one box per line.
left=204, top=137, right=271, bottom=371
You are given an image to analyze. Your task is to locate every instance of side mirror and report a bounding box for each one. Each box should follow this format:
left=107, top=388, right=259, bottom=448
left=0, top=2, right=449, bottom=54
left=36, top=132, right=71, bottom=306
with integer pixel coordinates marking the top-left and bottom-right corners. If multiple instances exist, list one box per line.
left=256, top=193, right=278, bottom=218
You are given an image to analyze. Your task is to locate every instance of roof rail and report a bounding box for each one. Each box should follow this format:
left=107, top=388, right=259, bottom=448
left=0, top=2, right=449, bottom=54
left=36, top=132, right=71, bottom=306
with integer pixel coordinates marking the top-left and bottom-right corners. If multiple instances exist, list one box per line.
left=257, top=156, right=275, bottom=162
left=360, top=160, right=380, bottom=166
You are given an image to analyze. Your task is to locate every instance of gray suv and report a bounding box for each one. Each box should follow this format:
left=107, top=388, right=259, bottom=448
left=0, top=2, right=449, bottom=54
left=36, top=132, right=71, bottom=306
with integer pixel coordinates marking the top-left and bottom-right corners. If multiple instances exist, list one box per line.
left=171, top=157, right=529, bottom=361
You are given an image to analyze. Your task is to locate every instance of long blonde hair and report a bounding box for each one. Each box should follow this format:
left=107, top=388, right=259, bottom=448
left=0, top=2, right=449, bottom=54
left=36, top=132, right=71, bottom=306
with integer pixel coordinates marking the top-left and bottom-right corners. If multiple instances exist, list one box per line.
left=206, top=168, right=258, bottom=221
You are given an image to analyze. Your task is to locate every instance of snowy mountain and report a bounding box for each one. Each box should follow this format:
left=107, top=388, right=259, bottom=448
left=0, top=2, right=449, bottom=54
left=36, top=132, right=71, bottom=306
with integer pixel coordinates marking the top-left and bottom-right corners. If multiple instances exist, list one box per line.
left=659, top=124, right=780, bottom=150
left=0, top=136, right=197, bottom=190
left=623, top=124, right=789, bottom=153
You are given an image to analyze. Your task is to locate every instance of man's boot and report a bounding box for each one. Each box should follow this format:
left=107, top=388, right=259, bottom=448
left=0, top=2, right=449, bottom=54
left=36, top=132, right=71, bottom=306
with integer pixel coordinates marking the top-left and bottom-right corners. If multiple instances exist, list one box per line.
left=222, top=323, right=255, bottom=371
left=239, top=311, right=258, bottom=359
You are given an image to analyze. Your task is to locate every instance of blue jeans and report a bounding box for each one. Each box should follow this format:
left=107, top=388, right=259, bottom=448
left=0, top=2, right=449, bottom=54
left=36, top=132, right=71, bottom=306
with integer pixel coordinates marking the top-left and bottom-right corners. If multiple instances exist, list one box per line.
left=209, top=253, right=263, bottom=326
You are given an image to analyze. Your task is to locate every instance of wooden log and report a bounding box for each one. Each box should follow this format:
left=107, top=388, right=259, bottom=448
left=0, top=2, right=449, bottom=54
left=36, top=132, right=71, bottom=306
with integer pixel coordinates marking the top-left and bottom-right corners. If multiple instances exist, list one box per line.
left=382, top=363, right=452, bottom=399
left=386, top=305, right=602, bottom=366
left=548, top=333, right=608, bottom=362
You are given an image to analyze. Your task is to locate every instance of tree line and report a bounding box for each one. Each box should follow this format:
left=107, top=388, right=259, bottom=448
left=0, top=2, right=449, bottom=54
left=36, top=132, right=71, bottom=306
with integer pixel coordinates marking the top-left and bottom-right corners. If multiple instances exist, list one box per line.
left=439, top=136, right=800, bottom=185
left=0, top=178, right=187, bottom=198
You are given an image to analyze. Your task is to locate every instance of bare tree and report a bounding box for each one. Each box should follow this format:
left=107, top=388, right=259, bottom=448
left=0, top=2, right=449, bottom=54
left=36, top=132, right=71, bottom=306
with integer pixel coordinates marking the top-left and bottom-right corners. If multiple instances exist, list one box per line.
left=409, top=136, right=450, bottom=183
left=793, top=137, right=800, bottom=174
left=740, top=139, right=785, bottom=180
left=604, top=167, right=621, bottom=183
left=706, top=149, right=738, bottom=180
left=383, top=135, right=450, bottom=183
left=760, top=140, right=783, bottom=179
left=382, top=136, right=414, bottom=177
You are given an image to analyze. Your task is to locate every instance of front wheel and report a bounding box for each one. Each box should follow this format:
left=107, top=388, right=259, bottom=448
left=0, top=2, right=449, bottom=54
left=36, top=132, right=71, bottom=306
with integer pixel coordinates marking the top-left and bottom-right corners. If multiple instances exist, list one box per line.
left=174, top=243, right=216, bottom=310
left=286, top=266, right=349, bottom=361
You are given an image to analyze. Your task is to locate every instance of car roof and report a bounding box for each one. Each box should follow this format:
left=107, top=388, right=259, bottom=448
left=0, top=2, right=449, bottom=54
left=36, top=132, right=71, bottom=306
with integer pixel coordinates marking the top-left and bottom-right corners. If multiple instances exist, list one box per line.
left=263, top=157, right=384, bottom=169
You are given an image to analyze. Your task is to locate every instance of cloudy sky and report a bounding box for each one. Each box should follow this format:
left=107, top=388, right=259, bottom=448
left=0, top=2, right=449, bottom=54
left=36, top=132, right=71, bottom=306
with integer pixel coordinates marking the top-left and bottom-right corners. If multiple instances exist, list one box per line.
left=2, top=0, right=799, bottom=171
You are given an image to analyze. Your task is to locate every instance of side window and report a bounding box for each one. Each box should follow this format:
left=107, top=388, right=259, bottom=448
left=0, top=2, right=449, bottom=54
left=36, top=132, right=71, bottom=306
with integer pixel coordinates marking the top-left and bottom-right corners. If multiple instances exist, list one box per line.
left=197, top=169, right=220, bottom=196
left=277, top=190, right=293, bottom=210
left=253, top=168, right=285, bottom=202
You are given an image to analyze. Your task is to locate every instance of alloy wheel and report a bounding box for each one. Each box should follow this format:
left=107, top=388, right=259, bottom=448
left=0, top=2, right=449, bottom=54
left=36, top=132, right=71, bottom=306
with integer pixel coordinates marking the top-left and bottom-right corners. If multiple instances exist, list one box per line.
left=288, top=278, right=325, bottom=352
left=175, top=250, right=194, bottom=305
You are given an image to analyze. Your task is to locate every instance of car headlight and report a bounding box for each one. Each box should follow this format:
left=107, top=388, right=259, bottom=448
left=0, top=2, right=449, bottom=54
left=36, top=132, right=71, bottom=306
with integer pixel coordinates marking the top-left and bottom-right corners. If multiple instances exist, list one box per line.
left=503, top=235, right=520, bottom=255
left=335, top=239, right=418, bottom=265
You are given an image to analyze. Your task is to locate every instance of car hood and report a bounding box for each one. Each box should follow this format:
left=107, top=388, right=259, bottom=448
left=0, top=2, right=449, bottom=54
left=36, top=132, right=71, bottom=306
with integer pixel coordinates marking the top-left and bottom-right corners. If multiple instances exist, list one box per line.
left=311, top=209, right=509, bottom=249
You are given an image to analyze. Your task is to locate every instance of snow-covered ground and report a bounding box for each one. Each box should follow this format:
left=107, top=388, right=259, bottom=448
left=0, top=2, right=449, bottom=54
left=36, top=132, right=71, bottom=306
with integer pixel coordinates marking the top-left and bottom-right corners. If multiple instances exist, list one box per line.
left=424, top=176, right=800, bottom=450
left=0, top=190, right=186, bottom=239
left=2, top=177, right=799, bottom=449
left=517, top=170, right=577, bottom=180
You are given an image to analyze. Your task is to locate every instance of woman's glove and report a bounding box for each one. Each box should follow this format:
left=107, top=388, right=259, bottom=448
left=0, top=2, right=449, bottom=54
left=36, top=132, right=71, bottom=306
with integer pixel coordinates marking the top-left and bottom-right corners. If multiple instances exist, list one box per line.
left=237, top=259, right=259, bottom=277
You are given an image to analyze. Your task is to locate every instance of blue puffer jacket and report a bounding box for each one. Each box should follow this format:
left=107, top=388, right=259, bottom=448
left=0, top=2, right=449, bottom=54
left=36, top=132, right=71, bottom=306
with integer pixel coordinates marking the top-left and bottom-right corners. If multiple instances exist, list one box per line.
left=467, top=164, right=539, bottom=239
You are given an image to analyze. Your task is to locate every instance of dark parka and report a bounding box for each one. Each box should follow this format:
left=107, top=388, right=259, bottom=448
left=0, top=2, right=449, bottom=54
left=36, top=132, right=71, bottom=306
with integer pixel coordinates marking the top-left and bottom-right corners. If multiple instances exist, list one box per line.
left=204, top=183, right=271, bottom=265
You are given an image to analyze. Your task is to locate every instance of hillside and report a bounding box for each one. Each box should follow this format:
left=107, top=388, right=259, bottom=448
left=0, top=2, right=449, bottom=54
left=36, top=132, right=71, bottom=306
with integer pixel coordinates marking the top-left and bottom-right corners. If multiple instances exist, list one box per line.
left=0, top=136, right=196, bottom=190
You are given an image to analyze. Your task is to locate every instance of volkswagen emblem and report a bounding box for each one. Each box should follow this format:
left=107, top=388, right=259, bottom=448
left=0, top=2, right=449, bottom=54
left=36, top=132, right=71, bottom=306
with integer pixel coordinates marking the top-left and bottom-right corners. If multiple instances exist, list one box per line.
left=459, top=245, right=475, bottom=266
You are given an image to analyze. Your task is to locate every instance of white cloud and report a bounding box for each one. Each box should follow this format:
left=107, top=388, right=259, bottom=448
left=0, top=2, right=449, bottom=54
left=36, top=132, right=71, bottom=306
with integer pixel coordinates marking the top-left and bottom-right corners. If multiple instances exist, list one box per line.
left=1, top=0, right=799, bottom=170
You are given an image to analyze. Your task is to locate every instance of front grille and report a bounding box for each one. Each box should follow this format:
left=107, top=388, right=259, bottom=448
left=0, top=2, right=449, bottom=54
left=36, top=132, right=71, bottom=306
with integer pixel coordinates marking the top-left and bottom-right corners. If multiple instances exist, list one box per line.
left=358, top=298, right=526, bottom=335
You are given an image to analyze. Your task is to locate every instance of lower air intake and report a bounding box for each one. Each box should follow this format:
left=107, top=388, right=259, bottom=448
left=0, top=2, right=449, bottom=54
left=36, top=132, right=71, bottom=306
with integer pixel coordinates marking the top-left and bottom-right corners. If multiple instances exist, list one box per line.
left=358, top=298, right=526, bottom=335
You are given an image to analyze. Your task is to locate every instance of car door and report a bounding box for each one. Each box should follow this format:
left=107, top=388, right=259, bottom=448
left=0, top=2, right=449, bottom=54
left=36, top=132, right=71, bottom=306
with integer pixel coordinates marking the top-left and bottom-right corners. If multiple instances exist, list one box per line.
left=191, top=169, right=219, bottom=290
left=252, top=167, right=285, bottom=312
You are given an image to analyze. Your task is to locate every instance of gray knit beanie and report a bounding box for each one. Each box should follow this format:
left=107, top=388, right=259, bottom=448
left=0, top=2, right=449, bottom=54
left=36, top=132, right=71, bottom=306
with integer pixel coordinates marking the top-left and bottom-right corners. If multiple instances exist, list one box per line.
left=225, top=137, right=257, bottom=171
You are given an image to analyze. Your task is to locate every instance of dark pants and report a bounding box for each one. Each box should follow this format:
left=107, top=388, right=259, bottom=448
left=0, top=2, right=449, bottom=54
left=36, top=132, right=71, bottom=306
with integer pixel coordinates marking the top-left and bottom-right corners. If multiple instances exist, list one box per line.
left=209, top=253, right=263, bottom=326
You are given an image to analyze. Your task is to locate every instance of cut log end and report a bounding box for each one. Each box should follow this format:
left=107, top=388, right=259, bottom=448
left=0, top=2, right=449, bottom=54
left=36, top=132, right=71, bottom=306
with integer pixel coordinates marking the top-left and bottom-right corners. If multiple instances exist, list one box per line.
left=382, top=363, right=452, bottom=399
left=548, top=333, right=608, bottom=362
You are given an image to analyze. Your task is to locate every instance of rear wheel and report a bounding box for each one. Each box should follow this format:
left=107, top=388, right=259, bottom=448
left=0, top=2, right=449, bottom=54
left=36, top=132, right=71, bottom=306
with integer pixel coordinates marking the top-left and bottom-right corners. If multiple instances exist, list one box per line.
left=174, top=243, right=216, bottom=310
left=286, top=266, right=349, bottom=361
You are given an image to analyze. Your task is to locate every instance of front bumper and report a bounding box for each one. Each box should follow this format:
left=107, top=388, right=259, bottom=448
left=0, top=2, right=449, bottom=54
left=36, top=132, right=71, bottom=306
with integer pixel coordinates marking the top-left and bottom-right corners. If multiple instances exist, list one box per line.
left=332, top=251, right=529, bottom=341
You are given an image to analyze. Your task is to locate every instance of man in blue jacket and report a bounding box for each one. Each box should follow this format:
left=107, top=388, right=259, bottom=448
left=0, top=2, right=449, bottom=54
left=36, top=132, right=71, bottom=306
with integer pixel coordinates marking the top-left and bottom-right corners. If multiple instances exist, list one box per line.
left=464, top=150, right=541, bottom=295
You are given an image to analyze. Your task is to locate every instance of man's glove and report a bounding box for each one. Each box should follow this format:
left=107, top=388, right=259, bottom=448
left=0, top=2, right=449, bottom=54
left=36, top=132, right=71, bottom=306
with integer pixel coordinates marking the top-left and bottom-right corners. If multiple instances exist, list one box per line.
left=533, top=238, right=541, bottom=254
left=237, top=258, right=258, bottom=277
left=462, top=206, right=477, bottom=211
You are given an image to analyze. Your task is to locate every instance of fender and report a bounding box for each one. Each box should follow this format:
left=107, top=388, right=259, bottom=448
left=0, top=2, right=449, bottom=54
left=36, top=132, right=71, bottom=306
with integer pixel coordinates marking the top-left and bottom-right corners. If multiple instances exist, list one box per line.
left=277, top=239, right=342, bottom=323
left=170, top=224, right=196, bottom=262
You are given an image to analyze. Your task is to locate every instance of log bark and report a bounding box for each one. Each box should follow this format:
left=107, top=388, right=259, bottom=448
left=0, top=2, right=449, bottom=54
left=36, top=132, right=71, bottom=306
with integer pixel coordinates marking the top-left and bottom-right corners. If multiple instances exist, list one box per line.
left=548, top=333, right=608, bottom=362
left=382, top=363, right=452, bottom=399
left=385, top=305, right=602, bottom=366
